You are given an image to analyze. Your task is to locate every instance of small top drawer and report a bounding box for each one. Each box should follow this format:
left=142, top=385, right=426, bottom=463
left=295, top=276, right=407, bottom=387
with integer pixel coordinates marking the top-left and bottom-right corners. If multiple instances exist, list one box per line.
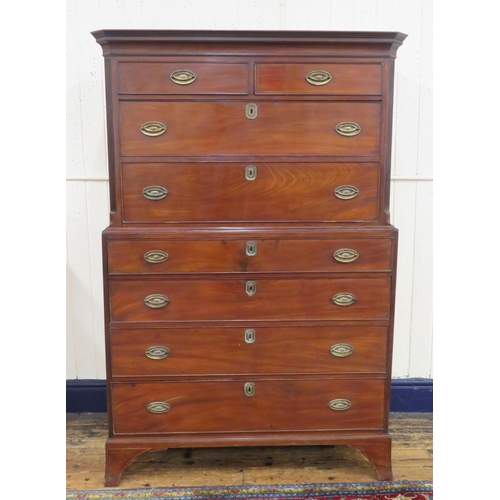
left=117, top=62, right=248, bottom=95
left=255, top=63, right=382, bottom=95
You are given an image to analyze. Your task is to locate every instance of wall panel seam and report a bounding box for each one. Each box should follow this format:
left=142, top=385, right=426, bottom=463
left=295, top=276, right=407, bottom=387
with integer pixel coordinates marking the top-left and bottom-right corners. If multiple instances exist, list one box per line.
left=84, top=181, right=99, bottom=379
left=407, top=180, right=419, bottom=375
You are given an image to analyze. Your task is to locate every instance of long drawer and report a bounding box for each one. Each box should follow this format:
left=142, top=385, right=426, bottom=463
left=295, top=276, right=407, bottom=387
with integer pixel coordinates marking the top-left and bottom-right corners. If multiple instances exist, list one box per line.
left=109, top=278, right=390, bottom=322
left=120, top=101, right=381, bottom=156
left=110, top=325, right=388, bottom=377
left=121, top=162, right=379, bottom=223
left=107, top=237, right=392, bottom=274
left=111, top=378, right=385, bottom=434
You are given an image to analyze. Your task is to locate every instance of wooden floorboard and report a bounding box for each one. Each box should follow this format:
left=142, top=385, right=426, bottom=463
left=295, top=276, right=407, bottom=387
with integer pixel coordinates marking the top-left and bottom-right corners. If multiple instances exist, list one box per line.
left=66, top=412, right=432, bottom=490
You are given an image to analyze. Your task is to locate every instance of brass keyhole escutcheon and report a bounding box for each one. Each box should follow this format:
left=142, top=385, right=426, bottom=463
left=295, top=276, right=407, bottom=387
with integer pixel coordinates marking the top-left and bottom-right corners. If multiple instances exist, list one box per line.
left=245, top=103, right=258, bottom=119
left=245, top=165, right=257, bottom=180
left=244, top=329, right=256, bottom=343
left=244, top=382, right=256, bottom=396
left=246, top=281, right=257, bottom=296
left=246, top=241, right=257, bottom=256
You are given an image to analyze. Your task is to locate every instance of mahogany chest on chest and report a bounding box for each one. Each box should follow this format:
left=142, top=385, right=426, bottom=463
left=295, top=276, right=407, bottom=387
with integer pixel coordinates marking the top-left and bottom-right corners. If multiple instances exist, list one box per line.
left=92, top=29, right=406, bottom=486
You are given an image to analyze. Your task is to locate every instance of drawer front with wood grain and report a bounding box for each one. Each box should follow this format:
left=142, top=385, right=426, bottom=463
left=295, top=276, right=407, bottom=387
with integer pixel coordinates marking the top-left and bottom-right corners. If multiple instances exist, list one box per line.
left=121, top=162, right=379, bottom=223
left=118, top=62, right=249, bottom=95
left=107, top=238, right=392, bottom=274
left=120, top=101, right=381, bottom=156
left=255, top=63, right=382, bottom=95
left=110, top=325, right=388, bottom=377
left=112, top=378, right=385, bottom=434
left=109, top=277, right=391, bottom=322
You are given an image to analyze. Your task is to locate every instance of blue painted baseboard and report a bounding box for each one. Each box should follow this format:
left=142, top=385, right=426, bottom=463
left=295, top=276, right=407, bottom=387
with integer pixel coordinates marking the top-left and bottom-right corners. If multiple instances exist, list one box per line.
left=66, top=378, right=432, bottom=413
left=390, top=378, right=433, bottom=412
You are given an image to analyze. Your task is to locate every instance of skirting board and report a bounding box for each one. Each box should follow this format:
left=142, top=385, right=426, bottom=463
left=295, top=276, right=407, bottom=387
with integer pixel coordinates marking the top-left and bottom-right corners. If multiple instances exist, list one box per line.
left=66, top=378, right=433, bottom=413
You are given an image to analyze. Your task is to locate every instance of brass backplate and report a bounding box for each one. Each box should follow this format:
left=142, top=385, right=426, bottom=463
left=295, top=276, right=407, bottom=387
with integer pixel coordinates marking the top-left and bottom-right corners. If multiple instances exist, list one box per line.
left=305, top=69, right=332, bottom=86
left=144, top=294, right=169, bottom=308
left=335, top=122, right=361, bottom=136
left=145, top=346, right=170, bottom=360
left=143, top=186, right=168, bottom=200
left=140, top=121, right=166, bottom=137
left=332, top=292, right=356, bottom=307
left=328, top=398, right=351, bottom=411
left=170, top=69, right=196, bottom=85
left=144, top=250, right=169, bottom=263
left=147, top=401, right=171, bottom=414
left=334, top=185, right=359, bottom=200
left=330, top=343, right=354, bottom=357
left=333, top=248, right=359, bottom=263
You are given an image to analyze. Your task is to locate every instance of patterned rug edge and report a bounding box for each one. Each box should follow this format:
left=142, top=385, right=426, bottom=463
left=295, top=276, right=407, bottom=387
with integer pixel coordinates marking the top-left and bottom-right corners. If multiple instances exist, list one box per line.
left=67, top=480, right=433, bottom=499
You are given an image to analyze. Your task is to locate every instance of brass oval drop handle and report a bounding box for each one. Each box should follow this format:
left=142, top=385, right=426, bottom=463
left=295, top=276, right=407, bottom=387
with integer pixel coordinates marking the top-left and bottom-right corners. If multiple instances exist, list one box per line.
left=147, top=401, right=171, bottom=414
left=333, top=248, right=359, bottom=263
left=335, top=122, right=361, bottom=136
left=144, top=294, right=169, bottom=308
left=332, top=292, right=356, bottom=307
left=140, top=121, right=167, bottom=137
left=328, top=398, right=351, bottom=411
left=334, top=185, right=359, bottom=200
left=305, top=69, right=332, bottom=86
left=143, top=186, right=168, bottom=200
left=170, top=69, right=197, bottom=85
left=330, top=343, right=354, bottom=357
left=145, top=346, right=170, bottom=360
left=144, top=250, right=169, bottom=264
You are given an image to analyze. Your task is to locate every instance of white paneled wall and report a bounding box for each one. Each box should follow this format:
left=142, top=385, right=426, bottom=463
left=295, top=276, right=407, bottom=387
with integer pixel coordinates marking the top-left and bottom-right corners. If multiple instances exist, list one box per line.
left=66, top=0, right=432, bottom=380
